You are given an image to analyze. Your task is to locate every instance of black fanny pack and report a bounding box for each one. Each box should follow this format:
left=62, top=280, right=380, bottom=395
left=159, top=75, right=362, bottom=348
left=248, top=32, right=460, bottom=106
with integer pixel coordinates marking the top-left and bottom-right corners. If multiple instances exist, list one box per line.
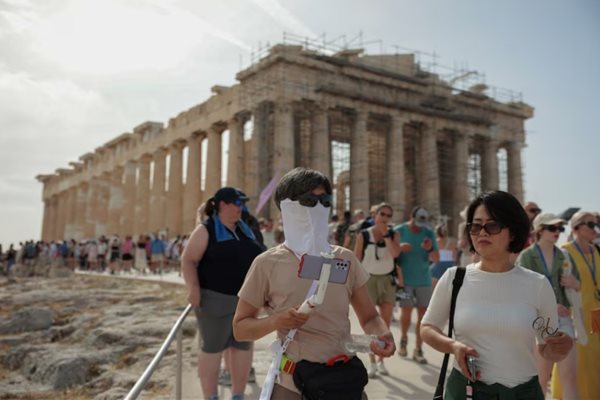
left=292, top=355, right=368, bottom=400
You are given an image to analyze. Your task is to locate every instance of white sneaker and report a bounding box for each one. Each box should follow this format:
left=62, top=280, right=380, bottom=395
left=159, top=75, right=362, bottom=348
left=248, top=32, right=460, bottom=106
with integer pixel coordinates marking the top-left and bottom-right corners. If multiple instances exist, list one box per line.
left=378, top=360, right=389, bottom=376
left=368, top=362, right=377, bottom=378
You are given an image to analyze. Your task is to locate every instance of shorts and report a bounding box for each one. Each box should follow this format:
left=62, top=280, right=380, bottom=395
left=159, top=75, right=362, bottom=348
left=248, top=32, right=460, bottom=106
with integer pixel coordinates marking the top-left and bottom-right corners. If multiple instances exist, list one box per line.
left=430, top=261, right=454, bottom=279
left=193, top=289, right=251, bottom=353
left=110, top=251, right=120, bottom=262
left=366, top=274, right=396, bottom=305
left=122, top=253, right=133, bottom=261
left=151, top=254, right=163, bottom=263
left=398, top=286, right=432, bottom=308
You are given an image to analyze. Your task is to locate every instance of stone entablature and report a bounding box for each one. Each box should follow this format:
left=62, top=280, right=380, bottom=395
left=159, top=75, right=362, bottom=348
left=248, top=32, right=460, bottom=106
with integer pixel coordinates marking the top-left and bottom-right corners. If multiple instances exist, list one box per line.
left=37, top=43, right=533, bottom=241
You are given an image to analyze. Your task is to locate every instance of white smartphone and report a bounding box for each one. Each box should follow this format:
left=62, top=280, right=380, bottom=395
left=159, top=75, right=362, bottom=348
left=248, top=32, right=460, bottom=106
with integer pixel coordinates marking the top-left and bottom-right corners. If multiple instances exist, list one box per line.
left=298, top=254, right=350, bottom=284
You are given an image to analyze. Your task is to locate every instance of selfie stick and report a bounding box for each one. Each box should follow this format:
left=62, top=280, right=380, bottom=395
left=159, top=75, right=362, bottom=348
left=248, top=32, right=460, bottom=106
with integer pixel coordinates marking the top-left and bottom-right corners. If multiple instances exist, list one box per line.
left=259, top=252, right=335, bottom=400
left=298, top=252, right=334, bottom=314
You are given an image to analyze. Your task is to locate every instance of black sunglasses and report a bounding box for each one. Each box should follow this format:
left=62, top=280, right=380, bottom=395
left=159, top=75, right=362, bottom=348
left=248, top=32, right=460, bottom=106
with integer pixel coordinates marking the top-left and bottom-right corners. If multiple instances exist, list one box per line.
left=297, top=193, right=333, bottom=208
left=467, top=222, right=505, bottom=235
left=543, top=225, right=565, bottom=233
left=527, top=207, right=542, bottom=214
left=576, top=221, right=598, bottom=230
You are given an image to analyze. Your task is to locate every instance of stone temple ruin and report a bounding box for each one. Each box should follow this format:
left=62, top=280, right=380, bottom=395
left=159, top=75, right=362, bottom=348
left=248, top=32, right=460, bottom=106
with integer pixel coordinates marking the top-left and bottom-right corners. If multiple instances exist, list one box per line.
left=36, top=40, right=533, bottom=241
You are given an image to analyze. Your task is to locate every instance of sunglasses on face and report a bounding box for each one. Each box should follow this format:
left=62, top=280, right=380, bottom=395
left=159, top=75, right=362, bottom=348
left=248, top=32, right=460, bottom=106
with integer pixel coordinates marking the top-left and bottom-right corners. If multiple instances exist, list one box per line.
left=467, top=221, right=505, bottom=235
left=228, top=199, right=245, bottom=207
left=543, top=225, right=565, bottom=233
left=577, top=221, right=598, bottom=230
left=297, top=193, right=333, bottom=208
left=527, top=207, right=542, bottom=214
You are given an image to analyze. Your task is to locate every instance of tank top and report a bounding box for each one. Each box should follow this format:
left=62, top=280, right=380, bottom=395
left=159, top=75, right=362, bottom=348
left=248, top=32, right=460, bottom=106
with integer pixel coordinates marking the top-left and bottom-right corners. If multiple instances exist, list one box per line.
left=438, top=238, right=454, bottom=262
left=362, top=228, right=395, bottom=275
left=197, top=217, right=264, bottom=295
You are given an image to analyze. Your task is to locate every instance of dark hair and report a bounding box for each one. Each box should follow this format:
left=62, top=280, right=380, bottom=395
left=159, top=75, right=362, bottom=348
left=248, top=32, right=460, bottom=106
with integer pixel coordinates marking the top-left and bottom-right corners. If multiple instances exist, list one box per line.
left=274, top=167, right=332, bottom=209
left=435, top=224, right=447, bottom=238
left=204, top=198, right=219, bottom=216
left=465, top=191, right=530, bottom=254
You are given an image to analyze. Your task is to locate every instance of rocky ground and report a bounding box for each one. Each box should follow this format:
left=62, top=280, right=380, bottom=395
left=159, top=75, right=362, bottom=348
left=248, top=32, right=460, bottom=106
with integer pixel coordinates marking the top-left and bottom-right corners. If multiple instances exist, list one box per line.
left=0, top=268, right=197, bottom=400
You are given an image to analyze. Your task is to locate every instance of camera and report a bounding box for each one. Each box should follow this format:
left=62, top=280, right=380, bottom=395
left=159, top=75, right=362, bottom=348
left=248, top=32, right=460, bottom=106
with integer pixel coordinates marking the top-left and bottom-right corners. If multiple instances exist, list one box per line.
left=466, top=355, right=477, bottom=381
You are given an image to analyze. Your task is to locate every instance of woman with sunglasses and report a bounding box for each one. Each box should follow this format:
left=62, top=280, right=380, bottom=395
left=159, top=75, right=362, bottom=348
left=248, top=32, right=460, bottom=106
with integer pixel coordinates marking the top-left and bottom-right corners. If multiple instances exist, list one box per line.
left=516, top=213, right=580, bottom=399
left=181, top=187, right=264, bottom=400
left=421, top=191, right=573, bottom=400
left=354, top=202, right=401, bottom=378
left=552, top=211, right=600, bottom=400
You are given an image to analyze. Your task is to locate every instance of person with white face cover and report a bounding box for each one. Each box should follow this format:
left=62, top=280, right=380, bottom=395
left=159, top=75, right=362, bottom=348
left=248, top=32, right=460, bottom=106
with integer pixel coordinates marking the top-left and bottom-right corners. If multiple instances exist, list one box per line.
left=233, top=167, right=396, bottom=400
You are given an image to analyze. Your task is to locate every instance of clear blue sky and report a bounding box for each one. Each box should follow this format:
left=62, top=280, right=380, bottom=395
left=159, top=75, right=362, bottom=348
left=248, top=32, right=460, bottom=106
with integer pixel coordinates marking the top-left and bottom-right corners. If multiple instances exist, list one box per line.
left=0, top=0, right=598, bottom=247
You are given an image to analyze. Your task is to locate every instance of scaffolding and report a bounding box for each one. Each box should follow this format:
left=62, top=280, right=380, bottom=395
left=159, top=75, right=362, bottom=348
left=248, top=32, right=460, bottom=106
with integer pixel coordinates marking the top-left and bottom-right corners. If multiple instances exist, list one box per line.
left=237, top=32, right=526, bottom=225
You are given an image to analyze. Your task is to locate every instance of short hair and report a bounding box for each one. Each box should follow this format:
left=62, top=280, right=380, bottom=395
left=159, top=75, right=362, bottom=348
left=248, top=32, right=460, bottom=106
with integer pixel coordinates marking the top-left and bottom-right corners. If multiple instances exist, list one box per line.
left=465, top=190, right=530, bottom=254
left=274, top=167, right=332, bottom=210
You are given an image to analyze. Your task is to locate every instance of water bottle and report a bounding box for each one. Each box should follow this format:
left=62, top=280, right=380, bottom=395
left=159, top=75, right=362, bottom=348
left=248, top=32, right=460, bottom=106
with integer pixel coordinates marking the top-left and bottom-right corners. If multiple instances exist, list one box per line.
left=343, top=334, right=385, bottom=353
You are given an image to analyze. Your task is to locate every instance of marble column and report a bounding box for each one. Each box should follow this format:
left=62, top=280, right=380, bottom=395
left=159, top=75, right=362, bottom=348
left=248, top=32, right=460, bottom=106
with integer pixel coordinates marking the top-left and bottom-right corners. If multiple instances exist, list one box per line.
left=421, top=124, right=441, bottom=217
left=351, top=110, right=369, bottom=212
left=482, top=138, right=499, bottom=191
left=205, top=126, right=222, bottom=198
left=453, top=131, right=470, bottom=231
left=64, top=187, right=77, bottom=239
left=166, top=142, right=184, bottom=237
left=183, top=134, right=203, bottom=232
left=149, top=148, right=167, bottom=234
left=273, top=103, right=295, bottom=177
left=152, top=149, right=167, bottom=234
left=274, top=103, right=296, bottom=217
left=84, top=179, right=98, bottom=239
left=507, top=140, right=524, bottom=201
left=55, top=191, right=67, bottom=240
left=247, top=106, right=267, bottom=212
left=122, top=161, right=137, bottom=236
left=311, top=107, right=331, bottom=178
left=41, top=198, right=52, bottom=241
left=227, top=116, right=245, bottom=189
left=95, top=175, right=110, bottom=237
left=48, top=196, right=59, bottom=241
left=73, top=183, right=88, bottom=240
left=387, top=115, right=407, bottom=218
left=107, top=167, right=124, bottom=236
left=134, top=156, right=151, bottom=237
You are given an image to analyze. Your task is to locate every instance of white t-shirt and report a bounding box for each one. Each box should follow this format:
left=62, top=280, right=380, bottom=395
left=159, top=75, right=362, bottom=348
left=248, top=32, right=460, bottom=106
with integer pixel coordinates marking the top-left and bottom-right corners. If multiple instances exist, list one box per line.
left=362, top=228, right=395, bottom=275
left=422, top=263, right=559, bottom=388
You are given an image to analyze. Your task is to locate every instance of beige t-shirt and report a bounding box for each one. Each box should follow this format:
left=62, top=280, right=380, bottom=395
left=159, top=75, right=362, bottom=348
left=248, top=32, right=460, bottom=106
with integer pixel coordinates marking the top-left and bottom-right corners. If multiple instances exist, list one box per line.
left=238, top=244, right=369, bottom=393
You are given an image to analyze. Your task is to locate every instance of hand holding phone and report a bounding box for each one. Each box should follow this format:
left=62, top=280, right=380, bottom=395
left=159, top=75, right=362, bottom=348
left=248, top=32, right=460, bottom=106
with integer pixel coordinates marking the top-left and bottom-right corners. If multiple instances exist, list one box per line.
left=298, top=255, right=350, bottom=284
left=466, top=355, right=477, bottom=381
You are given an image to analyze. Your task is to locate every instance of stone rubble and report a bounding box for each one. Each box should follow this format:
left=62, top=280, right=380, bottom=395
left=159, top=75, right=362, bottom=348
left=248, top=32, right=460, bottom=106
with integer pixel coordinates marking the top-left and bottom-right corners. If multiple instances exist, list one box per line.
left=0, top=274, right=196, bottom=399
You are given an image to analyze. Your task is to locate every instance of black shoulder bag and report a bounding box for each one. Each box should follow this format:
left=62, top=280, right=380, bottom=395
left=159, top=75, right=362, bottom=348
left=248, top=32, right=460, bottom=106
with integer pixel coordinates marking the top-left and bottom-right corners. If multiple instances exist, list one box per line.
left=433, top=267, right=466, bottom=400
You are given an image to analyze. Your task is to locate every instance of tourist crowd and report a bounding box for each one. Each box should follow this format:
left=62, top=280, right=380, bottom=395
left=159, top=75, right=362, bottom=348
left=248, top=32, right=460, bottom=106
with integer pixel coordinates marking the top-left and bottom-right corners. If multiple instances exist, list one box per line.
left=2, top=167, right=599, bottom=400
left=0, top=234, right=189, bottom=276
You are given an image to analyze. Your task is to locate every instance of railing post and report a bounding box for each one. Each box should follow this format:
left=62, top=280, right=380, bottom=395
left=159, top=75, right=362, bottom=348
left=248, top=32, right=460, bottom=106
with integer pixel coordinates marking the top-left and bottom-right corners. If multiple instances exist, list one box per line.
left=125, top=304, right=192, bottom=400
left=176, top=327, right=183, bottom=400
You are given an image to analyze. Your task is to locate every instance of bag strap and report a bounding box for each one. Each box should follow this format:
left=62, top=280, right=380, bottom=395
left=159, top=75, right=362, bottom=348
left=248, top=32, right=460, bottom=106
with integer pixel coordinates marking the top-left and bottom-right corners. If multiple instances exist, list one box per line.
left=433, top=267, right=466, bottom=400
left=362, top=230, right=370, bottom=251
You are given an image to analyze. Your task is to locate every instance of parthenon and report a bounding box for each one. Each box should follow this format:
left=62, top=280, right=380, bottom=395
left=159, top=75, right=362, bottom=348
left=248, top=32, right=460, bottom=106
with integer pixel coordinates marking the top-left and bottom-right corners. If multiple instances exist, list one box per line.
left=36, top=42, right=533, bottom=241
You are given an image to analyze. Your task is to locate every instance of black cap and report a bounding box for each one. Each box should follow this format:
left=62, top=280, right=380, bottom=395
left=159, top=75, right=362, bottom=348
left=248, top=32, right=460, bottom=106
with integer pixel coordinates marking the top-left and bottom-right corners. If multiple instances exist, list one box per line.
left=213, top=187, right=249, bottom=204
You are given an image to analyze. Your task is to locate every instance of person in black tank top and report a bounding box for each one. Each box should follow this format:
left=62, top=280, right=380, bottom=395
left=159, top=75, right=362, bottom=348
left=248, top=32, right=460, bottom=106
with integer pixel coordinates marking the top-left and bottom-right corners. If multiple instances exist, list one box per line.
left=181, top=187, right=263, bottom=400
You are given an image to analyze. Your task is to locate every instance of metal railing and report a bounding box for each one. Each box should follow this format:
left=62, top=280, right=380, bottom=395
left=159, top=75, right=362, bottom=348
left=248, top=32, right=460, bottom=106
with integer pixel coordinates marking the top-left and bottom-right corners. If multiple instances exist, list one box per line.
left=125, top=303, right=193, bottom=400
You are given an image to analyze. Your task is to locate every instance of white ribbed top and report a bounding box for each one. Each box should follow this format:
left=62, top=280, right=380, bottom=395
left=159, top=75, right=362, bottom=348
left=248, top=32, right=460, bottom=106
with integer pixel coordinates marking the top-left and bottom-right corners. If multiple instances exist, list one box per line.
left=422, top=263, right=559, bottom=388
